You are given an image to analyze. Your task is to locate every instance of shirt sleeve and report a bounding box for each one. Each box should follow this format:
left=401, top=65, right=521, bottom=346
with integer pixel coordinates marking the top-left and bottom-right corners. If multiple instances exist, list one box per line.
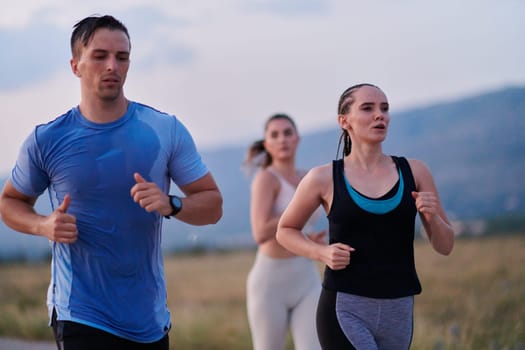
left=168, top=118, right=209, bottom=186
left=10, top=128, right=50, bottom=197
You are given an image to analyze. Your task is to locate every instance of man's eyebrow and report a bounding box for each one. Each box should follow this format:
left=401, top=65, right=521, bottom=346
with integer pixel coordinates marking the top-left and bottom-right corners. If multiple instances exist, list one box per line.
left=91, top=49, right=129, bottom=54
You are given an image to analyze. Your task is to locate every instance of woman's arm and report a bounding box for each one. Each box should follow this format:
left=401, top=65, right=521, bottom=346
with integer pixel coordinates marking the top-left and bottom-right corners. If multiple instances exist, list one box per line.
left=409, top=159, right=455, bottom=255
left=277, top=165, right=354, bottom=270
left=250, top=170, right=281, bottom=244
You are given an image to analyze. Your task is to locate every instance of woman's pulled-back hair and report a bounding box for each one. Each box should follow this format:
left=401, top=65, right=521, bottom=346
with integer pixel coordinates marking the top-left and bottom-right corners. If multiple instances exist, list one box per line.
left=336, top=83, right=379, bottom=159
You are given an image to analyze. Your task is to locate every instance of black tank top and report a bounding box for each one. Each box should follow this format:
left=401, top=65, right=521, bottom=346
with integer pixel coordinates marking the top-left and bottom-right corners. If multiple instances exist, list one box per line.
left=323, top=156, right=422, bottom=298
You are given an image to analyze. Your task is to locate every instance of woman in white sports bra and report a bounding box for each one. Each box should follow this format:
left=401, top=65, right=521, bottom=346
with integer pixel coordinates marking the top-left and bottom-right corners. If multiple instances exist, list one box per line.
left=243, top=113, right=325, bottom=350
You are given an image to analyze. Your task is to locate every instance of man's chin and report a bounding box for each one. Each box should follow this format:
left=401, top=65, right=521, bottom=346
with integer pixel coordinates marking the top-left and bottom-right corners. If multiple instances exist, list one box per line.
left=98, top=90, right=122, bottom=102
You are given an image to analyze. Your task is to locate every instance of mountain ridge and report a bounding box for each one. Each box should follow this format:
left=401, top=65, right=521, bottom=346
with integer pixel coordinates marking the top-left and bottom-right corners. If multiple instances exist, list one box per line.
left=1, top=85, right=524, bottom=258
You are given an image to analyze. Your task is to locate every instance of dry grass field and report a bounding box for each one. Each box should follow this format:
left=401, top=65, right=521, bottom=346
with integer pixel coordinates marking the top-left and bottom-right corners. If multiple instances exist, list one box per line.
left=0, top=234, right=523, bottom=349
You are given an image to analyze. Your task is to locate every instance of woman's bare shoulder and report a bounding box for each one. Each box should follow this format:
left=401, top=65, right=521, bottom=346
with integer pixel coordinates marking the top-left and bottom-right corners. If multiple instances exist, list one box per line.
left=406, top=158, right=432, bottom=177
left=252, top=167, right=280, bottom=187
left=406, top=158, right=435, bottom=190
left=303, top=163, right=333, bottom=186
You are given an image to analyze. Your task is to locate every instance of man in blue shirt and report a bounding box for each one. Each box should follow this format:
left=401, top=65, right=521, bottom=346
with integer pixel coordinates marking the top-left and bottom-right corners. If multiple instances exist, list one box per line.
left=0, top=15, right=223, bottom=350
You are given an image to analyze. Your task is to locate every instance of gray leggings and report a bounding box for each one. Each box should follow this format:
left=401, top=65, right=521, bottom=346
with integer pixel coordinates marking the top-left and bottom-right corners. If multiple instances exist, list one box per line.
left=335, top=292, right=414, bottom=350
left=247, top=252, right=322, bottom=350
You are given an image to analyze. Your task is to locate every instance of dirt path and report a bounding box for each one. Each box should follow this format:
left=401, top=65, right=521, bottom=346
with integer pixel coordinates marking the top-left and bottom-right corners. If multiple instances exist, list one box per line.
left=0, top=338, right=56, bottom=350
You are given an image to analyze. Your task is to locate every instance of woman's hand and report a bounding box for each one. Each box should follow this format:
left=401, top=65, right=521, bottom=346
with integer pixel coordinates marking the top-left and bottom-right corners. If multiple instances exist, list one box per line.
left=411, top=191, right=439, bottom=222
left=320, top=243, right=355, bottom=270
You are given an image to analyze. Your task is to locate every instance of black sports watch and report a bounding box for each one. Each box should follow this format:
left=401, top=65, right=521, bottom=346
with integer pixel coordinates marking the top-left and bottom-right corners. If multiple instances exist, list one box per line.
left=165, top=195, right=183, bottom=218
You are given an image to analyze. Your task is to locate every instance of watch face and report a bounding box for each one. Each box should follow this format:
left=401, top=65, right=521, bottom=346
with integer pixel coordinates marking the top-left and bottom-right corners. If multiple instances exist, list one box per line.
left=171, top=195, right=182, bottom=210
left=165, top=195, right=183, bottom=218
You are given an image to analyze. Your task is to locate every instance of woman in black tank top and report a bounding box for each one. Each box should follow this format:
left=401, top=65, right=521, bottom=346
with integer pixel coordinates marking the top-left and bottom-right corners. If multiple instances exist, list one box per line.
left=276, top=84, right=455, bottom=349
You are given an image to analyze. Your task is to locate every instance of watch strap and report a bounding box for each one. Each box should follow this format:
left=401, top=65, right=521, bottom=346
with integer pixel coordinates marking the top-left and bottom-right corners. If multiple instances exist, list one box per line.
left=164, top=195, right=182, bottom=219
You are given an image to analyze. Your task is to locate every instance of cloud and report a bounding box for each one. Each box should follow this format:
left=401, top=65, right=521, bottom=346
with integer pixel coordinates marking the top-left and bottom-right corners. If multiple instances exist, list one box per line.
left=0, top=0, right=524, bottom=175
left=0, top=22, right=69, bottom=90
left=0, top=5, right=196, bottom=91
left=243, top=0, right=330, bottom=16
left=116, top=6, right=196, bottom=68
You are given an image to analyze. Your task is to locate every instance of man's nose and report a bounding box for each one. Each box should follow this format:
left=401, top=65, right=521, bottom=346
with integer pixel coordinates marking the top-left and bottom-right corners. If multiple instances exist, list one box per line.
left=106, top=56, right=117, bottom=71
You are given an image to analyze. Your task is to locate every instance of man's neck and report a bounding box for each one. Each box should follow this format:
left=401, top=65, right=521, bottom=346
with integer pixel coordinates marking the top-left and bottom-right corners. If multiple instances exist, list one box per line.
left=78, top=96, right=129, bottom=124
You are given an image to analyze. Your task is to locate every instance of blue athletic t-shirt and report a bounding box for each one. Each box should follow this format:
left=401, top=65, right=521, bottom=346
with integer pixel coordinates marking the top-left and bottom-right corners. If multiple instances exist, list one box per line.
left=10, top=101, right=209, bottom=342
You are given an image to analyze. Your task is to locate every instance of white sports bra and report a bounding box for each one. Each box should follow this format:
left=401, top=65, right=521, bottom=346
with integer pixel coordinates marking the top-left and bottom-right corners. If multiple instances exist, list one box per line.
left=268, top=168, right=324, bottom=234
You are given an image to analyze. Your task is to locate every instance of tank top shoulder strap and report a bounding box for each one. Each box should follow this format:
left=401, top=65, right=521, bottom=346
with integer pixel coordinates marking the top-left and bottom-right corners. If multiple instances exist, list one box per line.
left=331, top=159, right=344, bottom=182
left=391, top=156, right=416, bottom=192
left=331, top=159, right=345, bottom=201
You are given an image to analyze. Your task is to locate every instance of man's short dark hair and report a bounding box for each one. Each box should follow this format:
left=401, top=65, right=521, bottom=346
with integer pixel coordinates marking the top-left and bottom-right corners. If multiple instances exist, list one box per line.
left=70, top=15, right=130, bottom=57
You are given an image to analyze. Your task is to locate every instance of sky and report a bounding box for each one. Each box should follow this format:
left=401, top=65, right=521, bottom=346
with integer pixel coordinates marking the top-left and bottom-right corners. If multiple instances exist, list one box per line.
left=0, top=0, right=524, bottom=174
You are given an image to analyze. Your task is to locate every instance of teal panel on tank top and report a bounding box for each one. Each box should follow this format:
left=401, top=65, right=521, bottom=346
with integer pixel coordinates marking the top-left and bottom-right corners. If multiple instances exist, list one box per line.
left=343, top=168, right=404, bottom=214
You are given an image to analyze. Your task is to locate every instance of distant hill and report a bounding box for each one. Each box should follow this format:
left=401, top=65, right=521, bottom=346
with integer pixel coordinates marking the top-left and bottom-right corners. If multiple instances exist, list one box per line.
left=1, top=86, right=524, bottom=258
left=381, top=86, right=525, bottom=218
left=201, top=85, right=525, bottom=235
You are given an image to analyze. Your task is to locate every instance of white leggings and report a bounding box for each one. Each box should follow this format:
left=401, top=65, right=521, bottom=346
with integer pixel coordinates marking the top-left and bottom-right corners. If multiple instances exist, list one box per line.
left=247, top=252, right=322, bottom=350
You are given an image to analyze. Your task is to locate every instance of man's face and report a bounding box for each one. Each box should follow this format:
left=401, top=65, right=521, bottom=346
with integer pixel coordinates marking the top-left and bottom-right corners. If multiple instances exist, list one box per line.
left=71, top=28, right=130, bottom=102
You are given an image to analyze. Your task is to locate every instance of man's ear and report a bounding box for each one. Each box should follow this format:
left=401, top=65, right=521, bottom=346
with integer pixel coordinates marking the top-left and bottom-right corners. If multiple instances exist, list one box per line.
left=70, top=57, right=81, bottom=77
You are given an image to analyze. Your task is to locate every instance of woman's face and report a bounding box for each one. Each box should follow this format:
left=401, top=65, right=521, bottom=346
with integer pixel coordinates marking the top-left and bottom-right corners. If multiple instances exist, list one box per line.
left=263, top=118, right=299, bottom=162
left=339, top=85, right=390, bottom=144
